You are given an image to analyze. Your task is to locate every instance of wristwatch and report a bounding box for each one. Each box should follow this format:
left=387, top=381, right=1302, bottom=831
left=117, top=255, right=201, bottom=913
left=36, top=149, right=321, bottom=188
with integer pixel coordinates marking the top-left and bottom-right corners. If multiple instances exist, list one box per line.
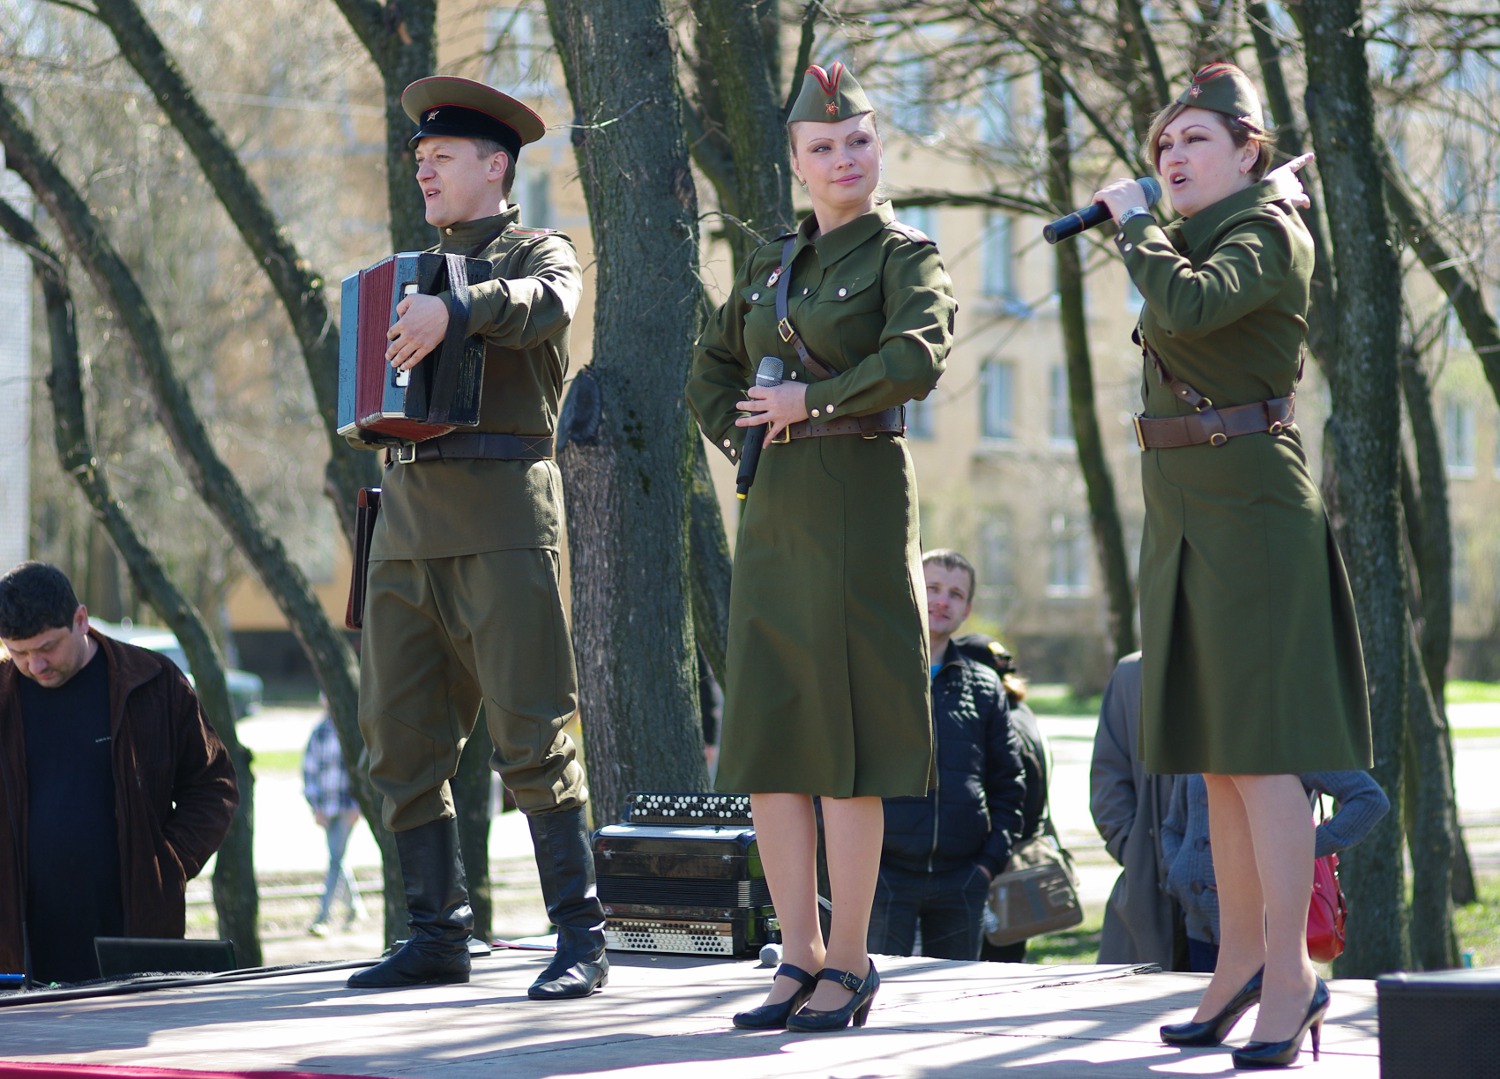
left=1117, top=206, right=1154, bottom=227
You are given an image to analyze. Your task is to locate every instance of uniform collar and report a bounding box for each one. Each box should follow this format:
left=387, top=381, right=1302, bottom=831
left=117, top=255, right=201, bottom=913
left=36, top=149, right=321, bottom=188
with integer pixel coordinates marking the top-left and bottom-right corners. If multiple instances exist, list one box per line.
left=790, top=200, right=893, bottom=266
left=1172, top=180, right=1283, bottom=253
left=436, top=205, right=521, bottom=253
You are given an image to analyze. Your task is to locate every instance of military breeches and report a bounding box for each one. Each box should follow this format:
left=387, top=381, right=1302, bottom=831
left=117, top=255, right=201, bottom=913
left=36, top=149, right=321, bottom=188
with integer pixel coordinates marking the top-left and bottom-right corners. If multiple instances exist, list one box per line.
left=358, top=549, right=586, bottom=832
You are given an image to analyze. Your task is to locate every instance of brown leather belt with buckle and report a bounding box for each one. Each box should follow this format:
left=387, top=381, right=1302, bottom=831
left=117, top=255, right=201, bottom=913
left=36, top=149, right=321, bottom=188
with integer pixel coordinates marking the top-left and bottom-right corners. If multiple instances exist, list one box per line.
left=784, top=406, right=905, bottom=441
left=385, top=431, right=555, bottom=466
left=1134, top=395, right=1294, bottom=450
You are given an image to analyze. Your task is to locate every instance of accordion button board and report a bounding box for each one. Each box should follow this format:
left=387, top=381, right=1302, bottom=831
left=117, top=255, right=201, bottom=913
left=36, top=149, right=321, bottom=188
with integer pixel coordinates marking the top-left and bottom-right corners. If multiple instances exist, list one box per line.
left=593, top=792, right=772, bottom=958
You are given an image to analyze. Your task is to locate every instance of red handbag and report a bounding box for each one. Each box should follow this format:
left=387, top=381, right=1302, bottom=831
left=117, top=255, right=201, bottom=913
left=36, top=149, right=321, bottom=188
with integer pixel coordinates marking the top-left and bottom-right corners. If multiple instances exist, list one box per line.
left=1307, top=804, right=1349, bottom=963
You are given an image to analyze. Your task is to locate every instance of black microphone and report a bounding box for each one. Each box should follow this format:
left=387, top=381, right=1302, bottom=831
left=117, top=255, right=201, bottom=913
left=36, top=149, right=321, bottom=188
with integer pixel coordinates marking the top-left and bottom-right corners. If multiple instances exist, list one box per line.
left=1043, top=177, right=1162, bottom=244
left=735, top=356, right=784, bottom=501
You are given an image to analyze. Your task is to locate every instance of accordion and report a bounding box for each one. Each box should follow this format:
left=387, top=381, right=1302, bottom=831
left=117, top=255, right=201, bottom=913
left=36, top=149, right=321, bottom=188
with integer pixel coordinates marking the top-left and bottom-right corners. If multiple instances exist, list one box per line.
left=337, top=252, right=491, bottom=444
left=593, top=792, right=774, bottom=958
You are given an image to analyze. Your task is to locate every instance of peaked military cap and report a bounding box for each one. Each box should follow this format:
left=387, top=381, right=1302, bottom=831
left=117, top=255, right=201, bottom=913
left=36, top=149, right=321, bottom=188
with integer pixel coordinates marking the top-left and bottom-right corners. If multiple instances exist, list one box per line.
left=787, top=62, right=874, bottom=125
left=1176, top=62, right=1264, bottom=133
left=402, top=76, right=546, bottom=157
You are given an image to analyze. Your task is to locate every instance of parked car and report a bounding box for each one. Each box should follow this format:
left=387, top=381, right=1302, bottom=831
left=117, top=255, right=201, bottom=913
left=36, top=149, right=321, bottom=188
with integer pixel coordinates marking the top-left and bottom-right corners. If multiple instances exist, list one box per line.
left=91, top=620, right=264, bottom=720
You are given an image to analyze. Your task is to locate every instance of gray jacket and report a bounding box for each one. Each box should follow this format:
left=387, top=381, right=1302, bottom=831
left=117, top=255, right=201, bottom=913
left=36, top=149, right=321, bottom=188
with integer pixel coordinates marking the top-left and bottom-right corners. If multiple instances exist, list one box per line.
left=1090, top=653, right=1178, bottom=968
left=1161, top=770, right=1389, bottom=944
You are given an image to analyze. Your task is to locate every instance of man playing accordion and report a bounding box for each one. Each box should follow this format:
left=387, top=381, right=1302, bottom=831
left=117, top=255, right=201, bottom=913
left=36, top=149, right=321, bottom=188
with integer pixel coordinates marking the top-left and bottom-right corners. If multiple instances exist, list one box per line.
left=345, top=75, right=606, bottom=1001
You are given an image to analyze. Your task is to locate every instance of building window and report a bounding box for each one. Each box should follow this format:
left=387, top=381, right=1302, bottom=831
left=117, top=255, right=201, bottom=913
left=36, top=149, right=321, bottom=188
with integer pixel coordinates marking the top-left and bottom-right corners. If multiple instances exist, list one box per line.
left=1049, top=364, right=1074, bottom=445
left=1046, top=513, right=1091, bottom=597
left=981, top=360, right=1015, bottom=440
left=978, top=509, right=1014, bottom=598
left=907, top=394, right=934, bottom=440
left=887, top=52, right=934, bottom=136
left=902, top=204, right=939, bottom=246
left=521, top=170, right=551, bottom=228
left=978, top=77, right=1011, bottom=146
left=484, top=6, right=549, bottom=94
left=981, top=213, right=1014, bottom=302
left=1445, top=398, right=1476, bottom=476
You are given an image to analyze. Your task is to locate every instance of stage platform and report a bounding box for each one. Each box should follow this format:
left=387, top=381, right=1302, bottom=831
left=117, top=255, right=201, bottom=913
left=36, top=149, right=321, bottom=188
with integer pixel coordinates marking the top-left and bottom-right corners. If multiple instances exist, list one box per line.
left=0, top=951, right=1381, bottom=1078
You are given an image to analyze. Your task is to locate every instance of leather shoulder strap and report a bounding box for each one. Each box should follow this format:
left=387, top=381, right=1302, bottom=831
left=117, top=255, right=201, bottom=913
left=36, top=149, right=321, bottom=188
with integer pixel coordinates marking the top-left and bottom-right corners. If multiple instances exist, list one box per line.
left=775, top=236, right=838, bottom=381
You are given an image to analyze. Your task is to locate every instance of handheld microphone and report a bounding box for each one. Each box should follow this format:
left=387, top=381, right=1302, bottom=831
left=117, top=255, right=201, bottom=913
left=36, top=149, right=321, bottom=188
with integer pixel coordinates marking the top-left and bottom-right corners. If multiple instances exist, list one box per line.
left=735, top=356, right=784, bottom=501
left=1043, top=177, right=1162, bottom=244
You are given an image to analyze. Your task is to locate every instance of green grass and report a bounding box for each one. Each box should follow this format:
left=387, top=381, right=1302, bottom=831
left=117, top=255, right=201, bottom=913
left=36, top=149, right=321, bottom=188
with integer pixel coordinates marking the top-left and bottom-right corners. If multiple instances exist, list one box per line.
left=1025, top=684, right=1104, bottom=717
left=1447, top=681, right=1500, bottom=705
left=247, top=749, right=303, bottom=774
left=1454, top=883, right=1500, bottom=969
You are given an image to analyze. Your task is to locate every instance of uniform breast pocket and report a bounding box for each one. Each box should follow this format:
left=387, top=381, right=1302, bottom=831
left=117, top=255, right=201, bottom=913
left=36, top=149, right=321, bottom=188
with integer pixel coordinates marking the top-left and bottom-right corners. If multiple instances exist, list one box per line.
left=829, top=272, right=883, bottom=362
left=739, top=283, right=782, bottom=360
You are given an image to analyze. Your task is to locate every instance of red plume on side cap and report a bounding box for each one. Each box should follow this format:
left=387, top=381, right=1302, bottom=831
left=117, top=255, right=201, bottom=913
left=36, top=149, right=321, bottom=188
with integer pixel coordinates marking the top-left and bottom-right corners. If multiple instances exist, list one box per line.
left=1191, top=61, right=1238, bottom=84
left=808, top=62, right=845, bottom=97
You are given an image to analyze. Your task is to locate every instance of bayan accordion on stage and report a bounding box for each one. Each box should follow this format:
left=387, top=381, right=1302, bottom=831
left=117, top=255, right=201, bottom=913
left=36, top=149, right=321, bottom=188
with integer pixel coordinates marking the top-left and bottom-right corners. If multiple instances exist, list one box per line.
left=593, top=792, right=774, bottom=958
left=337, top=252, right=491, bottom=444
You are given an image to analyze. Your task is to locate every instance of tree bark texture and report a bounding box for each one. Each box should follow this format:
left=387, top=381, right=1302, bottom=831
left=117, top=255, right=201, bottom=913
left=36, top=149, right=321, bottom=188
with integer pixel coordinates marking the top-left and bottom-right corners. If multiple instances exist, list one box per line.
left=546, top=0, right=710, bottom=826
left=0, top=198, right=262, bottom=964
left=1403, top=626, right=1459, bottom=969
left=1301, top=0, right=1411, bottom=977
left=689, top=0, right=795, bottom=261
left=1039, top=60, right=1136, bottom=667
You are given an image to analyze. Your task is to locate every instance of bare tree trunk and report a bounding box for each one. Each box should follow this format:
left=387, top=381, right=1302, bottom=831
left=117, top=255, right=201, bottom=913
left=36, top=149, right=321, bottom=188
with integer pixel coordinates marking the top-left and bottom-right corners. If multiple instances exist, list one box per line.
left=0, top=199, right=262, bottom=964
left=1301, top=0, right=1411, bottom=977
left=545, top=0, right=709, bottom=825
left=1038, top=58, right=1136, bottom=666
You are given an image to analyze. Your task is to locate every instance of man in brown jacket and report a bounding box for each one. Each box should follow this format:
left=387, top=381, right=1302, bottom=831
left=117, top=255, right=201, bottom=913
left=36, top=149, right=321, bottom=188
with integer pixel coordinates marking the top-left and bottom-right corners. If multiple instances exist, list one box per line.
left=0, top=562, right=239, bottom=986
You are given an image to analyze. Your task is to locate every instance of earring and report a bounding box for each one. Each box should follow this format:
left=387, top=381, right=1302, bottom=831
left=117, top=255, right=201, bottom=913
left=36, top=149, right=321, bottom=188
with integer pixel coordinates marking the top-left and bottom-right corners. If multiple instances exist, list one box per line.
left=795, top=174, right=807, bottom=187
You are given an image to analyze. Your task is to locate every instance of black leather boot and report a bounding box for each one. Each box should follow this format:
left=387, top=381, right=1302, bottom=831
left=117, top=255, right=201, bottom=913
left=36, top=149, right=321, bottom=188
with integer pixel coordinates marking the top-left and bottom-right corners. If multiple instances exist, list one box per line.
left=347, top=817, right=473, bottom=989
left=526, top=805, right=609, bottom=1000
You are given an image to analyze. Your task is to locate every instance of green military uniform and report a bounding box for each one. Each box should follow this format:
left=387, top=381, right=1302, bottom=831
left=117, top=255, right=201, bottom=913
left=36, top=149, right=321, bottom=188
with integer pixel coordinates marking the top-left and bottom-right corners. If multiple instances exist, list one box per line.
left=687, top=199, right=954, bottom=797
left=1117, top=66, right=1371, bottom=776
left=359, top=207, right=587, bottom=832
left=348, top=76, right=606, bottom=999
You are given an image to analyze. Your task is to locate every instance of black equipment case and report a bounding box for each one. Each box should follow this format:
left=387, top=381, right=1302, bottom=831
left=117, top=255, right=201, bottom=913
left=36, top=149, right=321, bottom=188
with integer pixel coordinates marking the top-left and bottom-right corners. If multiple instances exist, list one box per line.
left=593, top=793, right=774, bottom=958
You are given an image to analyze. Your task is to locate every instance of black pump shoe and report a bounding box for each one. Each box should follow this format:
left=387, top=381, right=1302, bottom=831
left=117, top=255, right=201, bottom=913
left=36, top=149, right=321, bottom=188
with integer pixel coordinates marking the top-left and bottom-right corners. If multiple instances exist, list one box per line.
left=1232, top=977, right=1330, bottom=1069
left=732, top=963, right=818, bottom=1030
left=1160, top=967, right=1264, bottom=1046
left=785, top=960, right=880, bottom=1032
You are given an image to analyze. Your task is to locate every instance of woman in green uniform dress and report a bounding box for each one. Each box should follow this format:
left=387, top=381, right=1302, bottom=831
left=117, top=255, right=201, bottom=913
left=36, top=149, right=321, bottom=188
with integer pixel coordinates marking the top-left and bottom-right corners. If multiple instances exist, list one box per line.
left=1094, top=64, right=1372, bottom=1069
left=687, top=63, right=954, bottom=1032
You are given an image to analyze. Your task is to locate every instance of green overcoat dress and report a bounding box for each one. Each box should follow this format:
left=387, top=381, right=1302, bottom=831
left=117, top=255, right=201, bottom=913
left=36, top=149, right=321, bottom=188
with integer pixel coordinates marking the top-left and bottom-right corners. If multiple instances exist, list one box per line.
left=687, top=203, right=955, bottom=797
left=1116, top=183, right=1372, bottom=775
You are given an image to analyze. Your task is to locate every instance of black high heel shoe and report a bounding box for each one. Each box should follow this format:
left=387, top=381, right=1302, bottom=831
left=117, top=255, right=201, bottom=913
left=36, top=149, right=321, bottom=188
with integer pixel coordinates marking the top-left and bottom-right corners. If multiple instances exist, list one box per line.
left=1231, top=977, right=1330, bottom=1069
left=1160, top=967, right=1264, bottom=1047
left=732, top=963, right=818, bottom=1030
left=785, top=960, right=880, bottom=1032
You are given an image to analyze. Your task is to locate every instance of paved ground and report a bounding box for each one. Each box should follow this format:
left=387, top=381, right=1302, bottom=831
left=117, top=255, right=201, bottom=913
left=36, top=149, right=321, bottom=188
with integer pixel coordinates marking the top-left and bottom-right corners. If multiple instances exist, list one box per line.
left=0, top=954, right=1385, bottom=1078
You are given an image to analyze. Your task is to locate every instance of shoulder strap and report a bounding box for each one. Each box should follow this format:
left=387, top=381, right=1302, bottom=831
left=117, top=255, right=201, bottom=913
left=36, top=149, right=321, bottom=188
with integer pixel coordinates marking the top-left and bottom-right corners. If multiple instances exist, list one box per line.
left=423, top=253, right=476, bottom=424
left=775, top=236, right=839, bottom=381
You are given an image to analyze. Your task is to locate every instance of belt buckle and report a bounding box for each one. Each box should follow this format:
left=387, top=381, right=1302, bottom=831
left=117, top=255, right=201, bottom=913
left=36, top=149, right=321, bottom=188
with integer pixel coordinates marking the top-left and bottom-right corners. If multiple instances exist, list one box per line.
left=772, top=426, right=791, bottom=444
left=777, top=317, right=794, bottom=343
left=394, top=442, right=418, bottom=465
left=1132, top=414, right=1146, bottom=450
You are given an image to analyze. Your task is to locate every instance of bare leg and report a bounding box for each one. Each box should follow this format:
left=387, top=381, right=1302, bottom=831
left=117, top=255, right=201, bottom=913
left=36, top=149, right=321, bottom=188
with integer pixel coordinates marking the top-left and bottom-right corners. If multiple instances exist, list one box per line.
left=749, top=792, right=824, bottom=1007
left=804, top=795, right=883, bottom=1011
left=1192, top=774, right=1267, bottom=1019
left=1232, top=773, right=1318, bottom=1042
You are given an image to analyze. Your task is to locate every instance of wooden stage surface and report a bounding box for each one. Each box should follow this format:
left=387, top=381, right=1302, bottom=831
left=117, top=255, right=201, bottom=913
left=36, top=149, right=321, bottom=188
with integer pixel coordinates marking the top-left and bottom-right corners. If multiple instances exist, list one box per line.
left=0, top=951, right=1383, bottom=1078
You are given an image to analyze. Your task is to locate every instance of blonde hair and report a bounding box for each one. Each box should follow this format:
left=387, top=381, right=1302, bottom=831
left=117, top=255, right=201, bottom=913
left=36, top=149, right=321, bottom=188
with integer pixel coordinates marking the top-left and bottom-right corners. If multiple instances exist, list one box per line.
left=1145, top=101, right=1275, bottom=182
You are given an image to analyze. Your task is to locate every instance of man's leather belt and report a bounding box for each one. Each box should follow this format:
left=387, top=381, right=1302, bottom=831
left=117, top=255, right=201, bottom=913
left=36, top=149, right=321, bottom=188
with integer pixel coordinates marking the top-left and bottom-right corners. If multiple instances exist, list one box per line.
left=784, top=406, right=905, bottom=441
left=386, top=431, right=555, bottom=465
left=1134, top=396, right=1294, bottom=450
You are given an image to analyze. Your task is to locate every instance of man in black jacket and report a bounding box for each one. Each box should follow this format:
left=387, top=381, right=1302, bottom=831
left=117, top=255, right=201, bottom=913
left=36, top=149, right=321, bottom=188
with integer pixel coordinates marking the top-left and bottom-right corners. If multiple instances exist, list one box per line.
left=867, top=550, right=1026, bottom=960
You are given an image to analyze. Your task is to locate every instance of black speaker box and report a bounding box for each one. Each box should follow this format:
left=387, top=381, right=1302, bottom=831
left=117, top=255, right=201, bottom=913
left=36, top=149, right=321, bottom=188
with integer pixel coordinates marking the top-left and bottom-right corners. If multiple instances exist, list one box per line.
left=1377, top=967, right=1500, bottom=1078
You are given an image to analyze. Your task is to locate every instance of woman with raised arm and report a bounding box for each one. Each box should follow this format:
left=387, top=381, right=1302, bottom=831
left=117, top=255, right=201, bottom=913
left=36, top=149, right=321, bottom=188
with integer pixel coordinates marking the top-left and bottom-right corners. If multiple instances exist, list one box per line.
left=686, top=62, right=954, bottom=1033
left=1094, top=63, right=1372, bottom=1070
